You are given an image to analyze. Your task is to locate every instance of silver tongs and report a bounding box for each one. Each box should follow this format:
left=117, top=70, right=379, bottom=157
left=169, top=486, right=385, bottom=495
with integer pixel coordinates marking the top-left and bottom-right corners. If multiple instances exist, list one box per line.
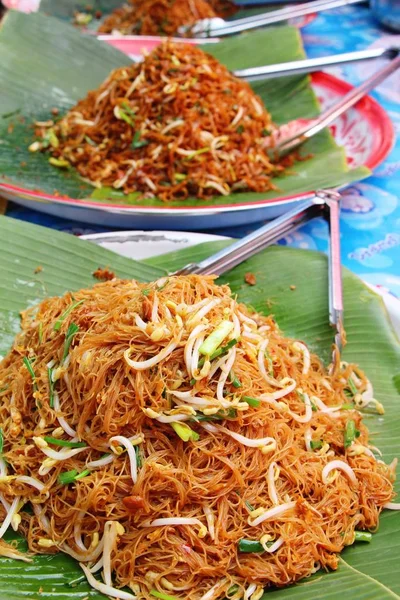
left=174, top=189, right=344, bottom=359
left=183, top=0, right=365, bottom=38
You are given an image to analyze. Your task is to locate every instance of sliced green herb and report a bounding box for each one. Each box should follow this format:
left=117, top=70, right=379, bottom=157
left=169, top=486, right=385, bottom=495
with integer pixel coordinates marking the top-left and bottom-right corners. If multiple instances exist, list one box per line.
left=150, top=590, right=179, bottom=600
left=131, top=130, right=149, bottom=149
left=43, top=436, right=86, bottom=448
left=245, top=500, right=254, bottom=511
left=229, top=370, right=242, bottom=388
left=47, top=367, right=55, bottom=408
left=198, top=338, right=238, bottom=368
left=62, top=323, right=79, bottom=363
left=54, top=299, right=84, bottom=331
left=58, top=469, right=89, bottom=485
left=344, top=419, right=357, bottom=448
left=236, top=125, right=244, bottom=134
left=242, top=396, right=260, bottom=408
left=341, top=402, right=354, bottom=410
left=171, top=422, right=199, bottom=442
left=115, top=106, right=135, bottom=127
left=23, top=356, right=37, bottom=390
left=347, top=377, right=358, bottom=397
left=310, top=439, right=323, bottom=450
left=227, top=584, right=239, bottom=597
left=354, top=530, right=372, bottom=543
left=185, top=146, right=210, bottom=160
left=135, top=445, right=142, bottom=469
left=0, top=429, right=3, bottom=454
left=192, top=408, right=237, bottom=422
left=238, top=539, right=264, bottom=553
left=261, top=128, right=271, bottom=137
left=38, top=322, right=43, bottom=344
left=84, top=135, right=96, bottom=146
left=142, top=288, right=151, bottom=296
left=199, top=321, right=234, bottom=357
left=174, top=173, right=187, bottom=182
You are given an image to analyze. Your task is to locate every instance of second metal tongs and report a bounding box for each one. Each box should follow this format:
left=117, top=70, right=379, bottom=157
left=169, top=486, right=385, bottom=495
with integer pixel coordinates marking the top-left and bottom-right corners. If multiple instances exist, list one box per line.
left=182, top=0, right=365, bottom=37
left=174, top=189, right=344, bottom=359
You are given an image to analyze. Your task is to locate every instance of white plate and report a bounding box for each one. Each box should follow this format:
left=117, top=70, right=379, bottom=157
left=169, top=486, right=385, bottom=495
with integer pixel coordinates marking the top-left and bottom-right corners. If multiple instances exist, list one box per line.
left=82, top=229, right=400, bottom=337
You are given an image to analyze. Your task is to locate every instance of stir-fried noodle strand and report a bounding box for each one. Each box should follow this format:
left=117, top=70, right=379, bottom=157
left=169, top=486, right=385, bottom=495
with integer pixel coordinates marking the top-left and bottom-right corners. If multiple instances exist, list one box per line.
left=0, top=275, right=397, bottom=599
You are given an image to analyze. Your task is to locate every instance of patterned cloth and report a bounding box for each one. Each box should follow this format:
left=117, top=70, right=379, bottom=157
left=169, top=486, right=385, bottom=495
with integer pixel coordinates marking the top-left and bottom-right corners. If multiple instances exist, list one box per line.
left=5, top=4, right=400, bottom=296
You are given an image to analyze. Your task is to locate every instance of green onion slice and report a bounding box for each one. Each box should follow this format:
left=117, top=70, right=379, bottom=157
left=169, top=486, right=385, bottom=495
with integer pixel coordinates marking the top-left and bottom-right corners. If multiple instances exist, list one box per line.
left=43, top=436, right=86, bottom=448
left=199, top=321, right=234, bottom=357
left=171, top=422, right=199, bottom=442
left=344, top=419, right=357, bottom=448
left=62, top=323, right=79, bottom=362
left=242, top=396, right=260, bottom=408
left=54, top=300, right=84, bottom=331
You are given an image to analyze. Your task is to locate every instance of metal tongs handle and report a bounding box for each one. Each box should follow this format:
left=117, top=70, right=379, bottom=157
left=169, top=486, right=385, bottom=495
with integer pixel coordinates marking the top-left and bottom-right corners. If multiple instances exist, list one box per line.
left=174, top=189, right=344, bottom=357
left=275, top=53, right=400, bottom=156
left=207, top=0, right=365, bottom=37
left=234, top=47, right=398, bottom=82
left=174, top=196, right=324, bottom=276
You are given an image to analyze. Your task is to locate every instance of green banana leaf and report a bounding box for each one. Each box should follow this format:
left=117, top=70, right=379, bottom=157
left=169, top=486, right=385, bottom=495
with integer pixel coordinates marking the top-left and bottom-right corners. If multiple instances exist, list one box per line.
left=0, top=215, right=399, bottom=599
left=0, top=11, right=368, bottom=209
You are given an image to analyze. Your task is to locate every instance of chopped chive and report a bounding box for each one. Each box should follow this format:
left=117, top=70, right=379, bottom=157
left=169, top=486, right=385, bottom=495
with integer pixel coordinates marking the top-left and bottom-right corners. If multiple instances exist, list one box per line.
left=150, top=590, right=179, bottom=600
left=47, top=368, right=55, bottom=408
left=38, top=322, right=43, bottom=344
left=190, top=377, right=196, bottom=386
left=354, top=530, right=372, bottom=543
left=347, top=377, right=358, bottom=397
left=131, top=130, right=149, bottom=149
left=198, top=338, right=238, bottom=368
left=344, top=419, right=357, bottom=448
left=310, top=439, right=323, bottom=450
left=23, top=356, right=37, bottom=391
left=264, top=349, right=274, bottom=376
left=229, top=371, right=242, bottom=388
left=191, top=408, right=237, bottom=422
left=135, top=445, right=142, bottom=469
left=43, top=436, right=86, bottom=448
left=199, top=321, right=234, bottom=357
left=54, top=300, right=84, bottom=331
left=171, top=422, right=199, bottom=442
left=0, top=428, right=3, bottom=454
left=341, top=402, right=355, bottom=410
left=142, top=288, right=151, bottom=296
left=75, top=469, right=90, bottom=481
left=245, top=500, right=254, bottom=511
left=242, top=396, right=260, bottom=408
left=62, top=323, right=79, bottom=363
left=58, top=469, right=89, bottom=485
left=227, top=584, right=240, bottom=597
left=115, top=106, right=136, bottom=127
left=238, top=538, right=264, bottom=553
left=58, top=469, right=78, bottom=485
left=84, top=135, right=96, bottom=146
left=185, top=146, right=210, bottom=160
left=174, top=173, right=187, bottom=182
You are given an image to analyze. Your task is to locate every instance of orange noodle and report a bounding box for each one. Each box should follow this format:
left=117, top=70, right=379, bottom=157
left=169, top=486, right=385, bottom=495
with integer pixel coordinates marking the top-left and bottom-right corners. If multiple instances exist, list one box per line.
left=31, top=41, right=292, bottom=203
left=98, top=0, right=237, bottom=36
left=0, top=275, right=397, bottom=599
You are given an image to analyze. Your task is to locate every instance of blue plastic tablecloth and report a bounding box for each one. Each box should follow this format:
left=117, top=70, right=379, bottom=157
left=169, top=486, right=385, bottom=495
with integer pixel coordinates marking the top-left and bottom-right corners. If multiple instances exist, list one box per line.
left=5, top=4, right=400, bottom=296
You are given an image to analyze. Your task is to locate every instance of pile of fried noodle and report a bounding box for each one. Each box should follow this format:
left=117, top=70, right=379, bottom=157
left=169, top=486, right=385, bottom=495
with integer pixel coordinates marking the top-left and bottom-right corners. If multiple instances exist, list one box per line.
left=32, top=41, right=288, bottom=202
left=98, top=0, right=237, bottom=36
left=0, top=275, right=397, bottom=600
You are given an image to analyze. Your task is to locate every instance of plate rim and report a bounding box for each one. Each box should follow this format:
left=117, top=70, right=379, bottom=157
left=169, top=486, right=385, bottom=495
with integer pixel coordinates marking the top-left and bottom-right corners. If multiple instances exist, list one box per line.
left=0, top=72, right=394, bottom=216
